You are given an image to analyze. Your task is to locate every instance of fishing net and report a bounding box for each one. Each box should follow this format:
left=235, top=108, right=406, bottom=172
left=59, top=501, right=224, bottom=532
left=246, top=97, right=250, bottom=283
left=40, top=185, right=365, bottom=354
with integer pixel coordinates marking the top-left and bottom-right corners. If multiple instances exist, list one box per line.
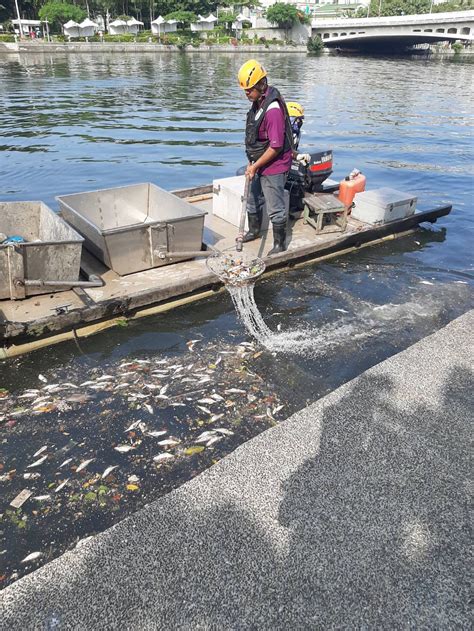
left=206, top=249, right=265, bottom=287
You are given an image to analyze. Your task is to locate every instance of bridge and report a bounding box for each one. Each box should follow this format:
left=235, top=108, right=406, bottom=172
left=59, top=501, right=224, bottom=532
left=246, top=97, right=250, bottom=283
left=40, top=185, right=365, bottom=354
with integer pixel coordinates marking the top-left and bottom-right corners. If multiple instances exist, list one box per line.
left=311, top=10, right=474, bottom=50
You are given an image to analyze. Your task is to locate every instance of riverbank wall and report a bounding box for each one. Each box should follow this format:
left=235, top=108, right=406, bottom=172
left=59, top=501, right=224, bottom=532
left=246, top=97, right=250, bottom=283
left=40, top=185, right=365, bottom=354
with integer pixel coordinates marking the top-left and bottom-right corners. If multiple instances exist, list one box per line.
left=0, top=41, right=307, bottom=54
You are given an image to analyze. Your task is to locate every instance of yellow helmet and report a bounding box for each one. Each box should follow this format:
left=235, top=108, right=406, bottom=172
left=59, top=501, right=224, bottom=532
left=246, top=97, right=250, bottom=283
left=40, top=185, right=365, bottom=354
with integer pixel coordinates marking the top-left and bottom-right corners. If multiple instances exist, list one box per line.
left=287, top=102, right=304, bottom=118
left=237, top=59, right=267, bottom=89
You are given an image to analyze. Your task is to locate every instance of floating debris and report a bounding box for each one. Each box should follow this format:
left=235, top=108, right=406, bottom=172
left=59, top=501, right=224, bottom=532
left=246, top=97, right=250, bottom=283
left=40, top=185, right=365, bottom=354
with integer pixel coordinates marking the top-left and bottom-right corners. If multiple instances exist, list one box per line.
left=21, top=551, right=42, bottom=564
left=75, top=459, right=94, bottom=473
left=10, top=489, right=32, bottom=509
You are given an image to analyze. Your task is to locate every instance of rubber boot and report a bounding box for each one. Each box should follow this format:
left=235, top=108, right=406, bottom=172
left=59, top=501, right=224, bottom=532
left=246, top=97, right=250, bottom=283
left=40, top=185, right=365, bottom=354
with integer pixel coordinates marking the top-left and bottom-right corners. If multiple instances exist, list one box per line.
left=242, top=213, right=261, bottom=243
left=268, top=222, right=287, bottom=256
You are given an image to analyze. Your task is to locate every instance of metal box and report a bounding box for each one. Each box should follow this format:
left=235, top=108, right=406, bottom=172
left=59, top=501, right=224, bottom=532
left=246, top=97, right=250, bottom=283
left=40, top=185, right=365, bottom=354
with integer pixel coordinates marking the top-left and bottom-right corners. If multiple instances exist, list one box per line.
left=57, top=183, right=207, bottom=276
left=352, top=188, right=417, bottom=225
left=0, top=201, right=83, bottom=300
left=213, top=175, right=289, bottom=230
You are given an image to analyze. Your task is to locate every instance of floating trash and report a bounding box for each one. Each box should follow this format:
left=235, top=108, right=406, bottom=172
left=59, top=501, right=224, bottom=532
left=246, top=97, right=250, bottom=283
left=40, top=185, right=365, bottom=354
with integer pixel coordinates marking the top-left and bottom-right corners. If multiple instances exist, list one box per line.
left=206, top=250, right=265, bottom=287
left=0, top=339, right=285, bottom=588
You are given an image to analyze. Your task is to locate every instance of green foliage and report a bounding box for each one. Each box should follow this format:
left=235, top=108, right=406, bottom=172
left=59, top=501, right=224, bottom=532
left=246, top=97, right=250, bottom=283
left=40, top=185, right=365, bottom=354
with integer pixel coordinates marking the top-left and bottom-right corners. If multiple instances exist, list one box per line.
left=356, top=0, right=473, bottom=16
left=307, top=34, right=323, bottom=53
left=0, top=32, right=15, bottom=41
left=452, top=41, right=463, bottom=52
left=164, top=10, right=197, bottom=28
left=38, top=2, right=86, bottom=32
left=266, top=2, right=301, bottom=30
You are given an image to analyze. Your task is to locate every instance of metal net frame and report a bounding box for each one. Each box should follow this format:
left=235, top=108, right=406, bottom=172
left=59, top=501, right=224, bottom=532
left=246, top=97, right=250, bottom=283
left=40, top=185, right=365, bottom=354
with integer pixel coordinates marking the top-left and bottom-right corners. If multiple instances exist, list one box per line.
left=206, top=249, right=266, bottom=287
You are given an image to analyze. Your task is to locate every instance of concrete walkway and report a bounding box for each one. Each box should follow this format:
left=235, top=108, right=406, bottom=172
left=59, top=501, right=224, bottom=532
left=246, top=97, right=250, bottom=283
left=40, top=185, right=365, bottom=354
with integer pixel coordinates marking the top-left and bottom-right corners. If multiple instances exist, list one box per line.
left=1, top=311, right=472, bottom=629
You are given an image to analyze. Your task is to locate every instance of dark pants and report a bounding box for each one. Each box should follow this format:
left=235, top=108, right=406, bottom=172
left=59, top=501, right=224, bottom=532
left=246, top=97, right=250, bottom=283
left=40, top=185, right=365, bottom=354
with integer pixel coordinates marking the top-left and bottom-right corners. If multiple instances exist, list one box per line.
left=247, top=172, right=288, bottom=226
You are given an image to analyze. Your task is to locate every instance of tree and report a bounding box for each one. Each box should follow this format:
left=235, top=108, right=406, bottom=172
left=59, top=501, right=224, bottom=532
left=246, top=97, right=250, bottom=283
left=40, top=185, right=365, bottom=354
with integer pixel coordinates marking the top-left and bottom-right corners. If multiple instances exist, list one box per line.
left=164, top=9, right=196, bottom=27
left=38, top=2, right=86, bottom=31
left=266, top=2, right=307, bottom=39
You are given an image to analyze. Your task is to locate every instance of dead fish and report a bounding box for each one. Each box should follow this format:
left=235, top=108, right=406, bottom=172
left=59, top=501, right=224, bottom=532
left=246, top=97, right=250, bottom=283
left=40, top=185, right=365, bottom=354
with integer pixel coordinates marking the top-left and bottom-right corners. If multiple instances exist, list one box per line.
left=23, top=473, right=41, bottom=480
left=119, top=371, right=136, bottom=378
left=159, top=384, right=169, bottom=396
left=101, top=465, right=118, bottom=479
left=198, top=398, right=216, bottom=405
left=419, top=280, right=434, bottom=285
left=215, top=356, right=222, bottom=366
left=80, top=381, right=96, bottom=387
left=197, top=377, right=211, bottom=384
left=197, top=406, right=212, bottom=415
left=32, top=396, right=52, bottom=406
left=33, top=445, right=48, bottom=458
left=225, top=388, right=246, bottom=394
left=156, top=394, right=170, bottom=401
left=21, top=551, right=42, bottom=563
left=75, top=459, right=94, bottom=473
left=59, top=458, right=72, bottom=469
left=273, top=404, right=284, bottom=414
left=62, top=383, right=78, bottom=389
left=157, top=439, right=180, bottom=447
left=170, top=402, right=186, bottom=407
left=143, top=403, right=154, bottom=415
left=211, top=393, right=224, bottom=401
left=114, top=444, right=135, bottom=453
left=137, top=422, right=148, bottom=433
left=153, top=453, right=174, bottom=463
left=266, top=408, right=275, bottom=421
left=33, top=495, right=51, bottom=501
left=42, top=384, right=60, bottom=391
left=143, top=383, right=159, bottom=390
left=114, top=383, right=130, bottom=390
left=334, top=308, right=349, bottom=314
left=18, top=393, right=38, bottom=399
left=97, top=375, right=115, bottom=381
left=55, top=479, right=69, bottom=493
left=135, top=359, right=151, bottom=365
left=205, top=436, right=222, bottom=447
left=27, top=455, right=48, bottom=468
left=38, top=374, right=47, bottom=383
left=210, top=413, right=224, bottom=423
left=215, top=428, right=234, bottom=436
left=119, top=362, right=134, bottom=368
left=124, top=421, right=141, bottom=432
left=147, top=430, right=167, bottom=438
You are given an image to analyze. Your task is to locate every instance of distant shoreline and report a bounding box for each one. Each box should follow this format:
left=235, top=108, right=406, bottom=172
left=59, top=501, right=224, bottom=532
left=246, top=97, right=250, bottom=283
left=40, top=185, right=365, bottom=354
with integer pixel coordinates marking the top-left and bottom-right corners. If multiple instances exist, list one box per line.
left=0, top=41, right=471, bottom=56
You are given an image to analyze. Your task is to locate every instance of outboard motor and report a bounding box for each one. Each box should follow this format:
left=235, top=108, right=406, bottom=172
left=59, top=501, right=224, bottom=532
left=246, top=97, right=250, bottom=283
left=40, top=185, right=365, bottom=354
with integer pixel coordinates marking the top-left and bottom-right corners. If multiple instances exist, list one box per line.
left=286, top=149, right=333, bottom=213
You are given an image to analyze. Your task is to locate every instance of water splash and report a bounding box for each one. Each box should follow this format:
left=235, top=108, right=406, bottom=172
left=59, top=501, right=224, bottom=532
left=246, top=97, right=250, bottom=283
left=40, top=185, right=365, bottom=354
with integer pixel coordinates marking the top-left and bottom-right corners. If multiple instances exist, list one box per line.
left=228, top=284, right=372, bottom=357
left=227, top=280, right=471, bottom=358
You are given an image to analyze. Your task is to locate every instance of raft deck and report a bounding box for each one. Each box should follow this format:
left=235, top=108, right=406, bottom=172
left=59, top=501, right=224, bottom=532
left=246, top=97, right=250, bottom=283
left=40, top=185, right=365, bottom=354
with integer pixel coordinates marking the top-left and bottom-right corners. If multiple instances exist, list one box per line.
left=0, top=183, right=452, bottom=354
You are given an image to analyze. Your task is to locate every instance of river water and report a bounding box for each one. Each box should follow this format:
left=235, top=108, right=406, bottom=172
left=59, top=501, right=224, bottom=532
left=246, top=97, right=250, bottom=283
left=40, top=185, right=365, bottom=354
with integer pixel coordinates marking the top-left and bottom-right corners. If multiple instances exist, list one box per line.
left=0, top=51, right=472, bottom=585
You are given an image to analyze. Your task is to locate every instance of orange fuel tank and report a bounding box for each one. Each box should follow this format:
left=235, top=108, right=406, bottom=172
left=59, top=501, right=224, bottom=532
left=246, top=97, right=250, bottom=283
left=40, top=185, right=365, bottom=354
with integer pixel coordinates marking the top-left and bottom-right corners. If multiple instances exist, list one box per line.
left=338, top=170, right=366, bottom=209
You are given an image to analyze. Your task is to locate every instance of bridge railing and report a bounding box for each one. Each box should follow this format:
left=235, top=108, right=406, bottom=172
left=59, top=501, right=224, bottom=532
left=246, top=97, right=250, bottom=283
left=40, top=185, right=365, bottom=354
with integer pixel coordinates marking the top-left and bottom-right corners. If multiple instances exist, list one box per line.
left=311, top=10, right=474, bottom=30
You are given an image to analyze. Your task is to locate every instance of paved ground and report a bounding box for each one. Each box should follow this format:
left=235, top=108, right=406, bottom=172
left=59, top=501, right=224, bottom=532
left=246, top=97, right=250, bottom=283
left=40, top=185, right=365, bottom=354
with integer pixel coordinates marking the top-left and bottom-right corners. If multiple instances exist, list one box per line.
left=1, top=310, right=472, bottom=629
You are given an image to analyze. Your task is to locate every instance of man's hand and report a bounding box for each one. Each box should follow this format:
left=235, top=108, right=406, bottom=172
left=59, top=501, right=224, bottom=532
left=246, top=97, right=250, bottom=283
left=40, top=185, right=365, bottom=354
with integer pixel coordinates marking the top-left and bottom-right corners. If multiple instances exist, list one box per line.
left=296, top=153, right=311, bottom=166
left=245, top=163, right=258, bottom=180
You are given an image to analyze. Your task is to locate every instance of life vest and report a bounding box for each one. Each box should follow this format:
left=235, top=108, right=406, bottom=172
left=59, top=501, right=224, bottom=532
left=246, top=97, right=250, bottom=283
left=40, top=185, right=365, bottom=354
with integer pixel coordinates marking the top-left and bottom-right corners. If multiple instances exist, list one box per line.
left=245, top=86, right=294, bottom=163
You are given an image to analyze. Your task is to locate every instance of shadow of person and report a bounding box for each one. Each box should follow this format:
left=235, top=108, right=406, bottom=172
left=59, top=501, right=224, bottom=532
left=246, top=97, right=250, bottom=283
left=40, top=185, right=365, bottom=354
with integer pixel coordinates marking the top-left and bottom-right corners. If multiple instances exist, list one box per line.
left=278, top=368, right=472, bottom=627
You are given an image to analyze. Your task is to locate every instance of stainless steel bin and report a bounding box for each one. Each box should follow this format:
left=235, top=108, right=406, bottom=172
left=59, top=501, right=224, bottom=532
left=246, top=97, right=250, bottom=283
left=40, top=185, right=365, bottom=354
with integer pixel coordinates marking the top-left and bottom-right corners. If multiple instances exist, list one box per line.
left=0, top=201, right=84, bottom=300
left=57, top=183, right=207, bottom=276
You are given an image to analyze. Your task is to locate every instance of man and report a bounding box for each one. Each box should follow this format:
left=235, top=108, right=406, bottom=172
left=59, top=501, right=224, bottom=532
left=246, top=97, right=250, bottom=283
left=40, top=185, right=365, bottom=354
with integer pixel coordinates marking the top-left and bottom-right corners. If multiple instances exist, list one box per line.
left=238, top=59, right=293, bottom=255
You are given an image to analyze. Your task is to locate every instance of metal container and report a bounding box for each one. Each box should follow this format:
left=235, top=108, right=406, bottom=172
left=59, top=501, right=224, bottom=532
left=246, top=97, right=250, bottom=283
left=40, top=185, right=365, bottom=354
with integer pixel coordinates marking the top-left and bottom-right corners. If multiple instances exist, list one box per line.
left=57, top=183, right=207, bottom=276
left=0, top=201, right=83, bottom=300
left=352, top=188, right=417, bottom=225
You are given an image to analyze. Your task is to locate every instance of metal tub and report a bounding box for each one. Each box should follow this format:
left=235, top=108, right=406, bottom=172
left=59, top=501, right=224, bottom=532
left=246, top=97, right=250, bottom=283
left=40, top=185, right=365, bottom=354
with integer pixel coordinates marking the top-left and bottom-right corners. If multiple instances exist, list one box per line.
left=0, top=201, right=83, bottom=300
left=57, top=183, right=207, bottom=276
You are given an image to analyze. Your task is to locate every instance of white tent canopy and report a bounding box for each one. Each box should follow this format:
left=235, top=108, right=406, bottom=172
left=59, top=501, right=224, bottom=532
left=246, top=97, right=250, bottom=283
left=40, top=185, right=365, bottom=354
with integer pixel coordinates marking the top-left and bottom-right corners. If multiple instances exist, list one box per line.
left=191, top=14, right=217, bottom=32
left=108, top=19, right=128, bottom=34
left=63, top=19, right=80, bottom=38
left=126, top=17, right=144, bottom=34
left=151, top=17, right=177, bottom=35
left=79, top=18, right=98, bottom=37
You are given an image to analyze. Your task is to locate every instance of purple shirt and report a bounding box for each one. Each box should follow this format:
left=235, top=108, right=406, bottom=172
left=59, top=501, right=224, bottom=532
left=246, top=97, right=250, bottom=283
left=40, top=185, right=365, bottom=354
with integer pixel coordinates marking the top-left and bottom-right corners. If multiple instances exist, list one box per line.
left=256, top=89, right=292, bottom=176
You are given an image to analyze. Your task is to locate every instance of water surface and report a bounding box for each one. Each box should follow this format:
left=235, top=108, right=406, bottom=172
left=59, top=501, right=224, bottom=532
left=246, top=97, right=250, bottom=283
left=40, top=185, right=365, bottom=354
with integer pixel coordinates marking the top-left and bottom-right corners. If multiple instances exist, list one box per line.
left=0, top=51, right=472, bottom=585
